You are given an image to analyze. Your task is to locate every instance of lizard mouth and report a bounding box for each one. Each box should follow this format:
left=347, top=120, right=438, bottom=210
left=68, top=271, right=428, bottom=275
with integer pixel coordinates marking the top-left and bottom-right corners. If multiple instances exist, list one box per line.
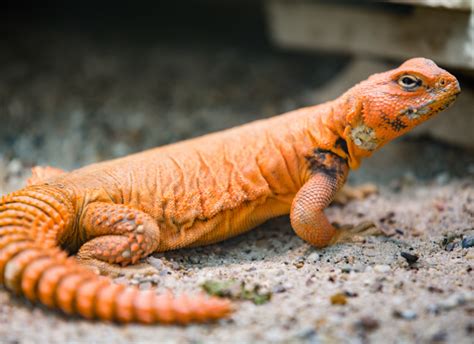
left=401, top=91, right=460, bottom=120
left=428, top=91, right=460, bottom=116
left=437, top=91, right=460, bottom=110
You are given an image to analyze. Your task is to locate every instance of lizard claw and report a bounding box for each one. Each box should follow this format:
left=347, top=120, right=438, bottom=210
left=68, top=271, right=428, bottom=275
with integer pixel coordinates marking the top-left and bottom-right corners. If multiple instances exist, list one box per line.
left=331, top=221, right=384, bottom=244
left=333, top=183, right=378, bottom=205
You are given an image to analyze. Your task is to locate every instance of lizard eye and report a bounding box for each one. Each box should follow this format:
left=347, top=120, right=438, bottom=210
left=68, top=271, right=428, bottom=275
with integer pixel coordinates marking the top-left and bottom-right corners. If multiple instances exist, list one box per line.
left=398, top=75, right=422, bottom=90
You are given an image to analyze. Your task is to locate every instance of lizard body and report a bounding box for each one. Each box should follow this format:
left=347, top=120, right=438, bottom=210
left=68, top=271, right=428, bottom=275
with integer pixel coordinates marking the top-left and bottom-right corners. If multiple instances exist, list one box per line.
left=0, top=58, right=460, bottom=324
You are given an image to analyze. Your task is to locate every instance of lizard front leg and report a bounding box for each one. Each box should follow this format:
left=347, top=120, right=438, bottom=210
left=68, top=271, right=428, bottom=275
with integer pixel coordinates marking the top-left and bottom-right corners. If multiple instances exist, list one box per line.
left=290, top=152, right=380, bottom=248
left=76, top=202, right=160, bottom=276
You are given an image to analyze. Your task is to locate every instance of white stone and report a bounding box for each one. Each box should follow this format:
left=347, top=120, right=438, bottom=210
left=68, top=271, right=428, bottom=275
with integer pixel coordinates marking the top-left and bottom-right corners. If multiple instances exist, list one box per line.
left=374, top=264, right=391, bottom=273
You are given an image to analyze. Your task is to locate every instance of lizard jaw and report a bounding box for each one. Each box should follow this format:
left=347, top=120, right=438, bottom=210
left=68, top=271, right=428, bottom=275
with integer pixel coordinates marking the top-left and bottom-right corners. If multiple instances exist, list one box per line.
left=401, top=91, right=460, bottom=120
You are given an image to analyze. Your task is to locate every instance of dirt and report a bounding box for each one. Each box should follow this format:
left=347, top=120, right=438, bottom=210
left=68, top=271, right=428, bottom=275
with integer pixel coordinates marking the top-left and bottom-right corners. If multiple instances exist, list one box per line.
left=1, top=4, right=473, bottom=343
left=1, top=167, right=473, bottom=343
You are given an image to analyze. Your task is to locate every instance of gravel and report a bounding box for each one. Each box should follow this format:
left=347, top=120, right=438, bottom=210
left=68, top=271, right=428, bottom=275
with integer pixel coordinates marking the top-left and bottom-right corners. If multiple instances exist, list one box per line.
left=462, top=235, right=474, bottom=249
left=1, top=165, right=472, bottom=343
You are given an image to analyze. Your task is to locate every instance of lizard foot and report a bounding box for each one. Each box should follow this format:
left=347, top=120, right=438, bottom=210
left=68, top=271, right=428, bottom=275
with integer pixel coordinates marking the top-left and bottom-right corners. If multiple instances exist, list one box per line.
left=331, top=221, right=384, bottom=244
left=76, top=257, right=158, bottom=278
left=76, top=202, right=162, bottom=278
left=333, top=183, right=378, bottom=205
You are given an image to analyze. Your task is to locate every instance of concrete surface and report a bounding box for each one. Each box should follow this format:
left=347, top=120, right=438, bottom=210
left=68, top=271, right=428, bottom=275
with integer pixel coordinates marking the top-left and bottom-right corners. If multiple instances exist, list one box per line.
left=390, top=0, right=472, bottom=10
left=266, top=1, right=474, bottom=69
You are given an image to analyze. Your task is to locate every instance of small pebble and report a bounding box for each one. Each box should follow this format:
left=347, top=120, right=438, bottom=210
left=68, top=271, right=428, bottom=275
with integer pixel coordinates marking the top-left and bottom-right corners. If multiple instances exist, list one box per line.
left=430, top=331, right=447, bottom=343
left=149, top=275, right=161, bottom=284
left=426, top=304, right=440, bottom=315
left=437, top=293, right=468, bottom=311
left=249, top=253, right=260, bottom=261
left=445, top=242, right=456, bottom=251
left=139, top=281, right=152, bottom=290
left=394, top=281, right=404, bottom=290
left=188, top=256, right=201, bottom=264
left=344, top=290, right=358, bottom=298
left=297, top=328, right=318, bottom=341
left=272, top=284, right=287, bottom=294
left=340, top=264, right=353, bottom=273
left=307, top=252, right=320, bottom=263
left=330, top=293, right=347, bottom=305
left=293, top=261, right=305, bottom=269
left=461, top=235, right=474, bottom=248
left=395, top=228, right=404, bottom=235
left=147, top=256, right=164, bottom=270
left=354, top=316, right=379, bottom=332
left=374, top=264, right=391, bottom=273
left=428, top=286, right=444, bottom=294
left=159, top=269, right=170, bottom=276
left=401, top=252, right=419, bottom=264
left=370, top=282, right=384, bottom=293
left=427, top=292, right=474, bottom=314
left=393, top=309, right=417, bottom=320
left=170, top=261, right=181, bottom=270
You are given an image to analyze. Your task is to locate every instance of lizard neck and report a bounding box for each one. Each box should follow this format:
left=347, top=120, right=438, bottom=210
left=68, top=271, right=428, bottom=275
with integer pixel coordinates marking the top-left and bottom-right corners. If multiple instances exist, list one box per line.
left=303, top=90, right=375, bottom=170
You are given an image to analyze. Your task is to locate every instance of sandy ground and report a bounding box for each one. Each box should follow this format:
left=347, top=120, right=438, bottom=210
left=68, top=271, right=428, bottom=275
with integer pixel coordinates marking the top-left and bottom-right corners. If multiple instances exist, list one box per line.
left=1, top=5, right=473, bottom=342
left=0, top=164, right=473, bottom=344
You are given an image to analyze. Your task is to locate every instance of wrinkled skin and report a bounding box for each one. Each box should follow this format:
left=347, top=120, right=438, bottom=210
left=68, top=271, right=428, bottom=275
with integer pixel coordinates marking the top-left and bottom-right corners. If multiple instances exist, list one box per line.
left=0, top=58, right=460, bottom=324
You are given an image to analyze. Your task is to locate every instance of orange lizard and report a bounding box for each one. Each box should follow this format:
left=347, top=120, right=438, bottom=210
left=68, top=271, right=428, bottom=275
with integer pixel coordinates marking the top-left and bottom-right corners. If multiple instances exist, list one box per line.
left=0, top=58, right=460, bottom=324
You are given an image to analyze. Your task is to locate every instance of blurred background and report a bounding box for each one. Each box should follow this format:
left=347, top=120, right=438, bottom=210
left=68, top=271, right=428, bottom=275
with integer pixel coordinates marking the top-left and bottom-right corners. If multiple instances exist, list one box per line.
left=0, top=0, right=473, bottom=191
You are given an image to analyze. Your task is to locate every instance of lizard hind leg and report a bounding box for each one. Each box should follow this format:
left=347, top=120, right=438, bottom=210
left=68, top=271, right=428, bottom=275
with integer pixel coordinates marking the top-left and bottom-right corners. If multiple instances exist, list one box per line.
left=76, top=202, right=161, bottom=277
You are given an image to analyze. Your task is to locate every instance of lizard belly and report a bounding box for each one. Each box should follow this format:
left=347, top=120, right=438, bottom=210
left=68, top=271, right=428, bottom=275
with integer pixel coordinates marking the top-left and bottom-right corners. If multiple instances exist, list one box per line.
left=156, top=195, right=293, bottom=251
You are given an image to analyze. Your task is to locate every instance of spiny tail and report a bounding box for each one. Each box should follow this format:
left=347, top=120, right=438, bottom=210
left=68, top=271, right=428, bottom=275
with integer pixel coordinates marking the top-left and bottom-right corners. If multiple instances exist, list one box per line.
left=0, top=186, right=232, bottom=324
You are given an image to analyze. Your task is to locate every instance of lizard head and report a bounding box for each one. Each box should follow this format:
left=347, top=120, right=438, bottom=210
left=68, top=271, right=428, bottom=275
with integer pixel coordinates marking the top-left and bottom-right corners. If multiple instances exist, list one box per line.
left=342, top=57, right=460, bottom=169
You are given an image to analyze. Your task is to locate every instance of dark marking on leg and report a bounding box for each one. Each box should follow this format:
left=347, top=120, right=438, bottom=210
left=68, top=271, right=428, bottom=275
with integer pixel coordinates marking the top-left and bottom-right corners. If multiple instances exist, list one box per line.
left=306, top=149, right=348, bottom=180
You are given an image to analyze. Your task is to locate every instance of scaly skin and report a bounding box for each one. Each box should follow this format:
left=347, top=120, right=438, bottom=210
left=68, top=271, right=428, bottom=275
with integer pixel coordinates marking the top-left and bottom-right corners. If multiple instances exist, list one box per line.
left=0, top=58, right=460, bottom=324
